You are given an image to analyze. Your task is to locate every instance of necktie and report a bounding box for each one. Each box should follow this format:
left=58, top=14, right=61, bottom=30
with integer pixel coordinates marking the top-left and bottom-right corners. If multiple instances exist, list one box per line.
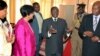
left=54, top=18, right=57, bottom=22
left=93, top=16, right=98, bottom=31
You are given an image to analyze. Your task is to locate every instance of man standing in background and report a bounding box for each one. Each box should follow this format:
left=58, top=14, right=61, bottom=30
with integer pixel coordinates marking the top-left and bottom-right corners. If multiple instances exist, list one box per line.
left=29, top=2, right=43, bottom=56
left=71, top=3, right=88, bottom=56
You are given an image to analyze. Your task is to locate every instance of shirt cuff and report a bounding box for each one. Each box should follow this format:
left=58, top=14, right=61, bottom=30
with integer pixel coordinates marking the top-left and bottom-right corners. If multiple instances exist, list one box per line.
left=98, top=40, right=100, bottom=42
left=83, top=34, right=86, bottom=37
left=48, top=31, right=51, bottom=37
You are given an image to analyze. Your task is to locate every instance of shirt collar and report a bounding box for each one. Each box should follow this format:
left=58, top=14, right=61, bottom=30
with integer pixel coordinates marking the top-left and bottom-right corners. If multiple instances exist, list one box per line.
left=52, top=17, right=58, bottom=21
left=93, top=14, right=100, bottom=18
left=34, top=12, right=39, bottom=14
left=93, top=15, right=100, bottom=23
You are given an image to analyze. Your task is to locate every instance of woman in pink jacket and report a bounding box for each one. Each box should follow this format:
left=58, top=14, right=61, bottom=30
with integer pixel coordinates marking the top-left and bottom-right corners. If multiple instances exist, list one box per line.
left=13, top=5, right=36, bottom=56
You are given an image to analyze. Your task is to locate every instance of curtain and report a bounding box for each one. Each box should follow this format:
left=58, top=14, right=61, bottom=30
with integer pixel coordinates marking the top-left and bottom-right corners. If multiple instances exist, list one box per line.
left=31, top=0, right=63, bottom=19
left=15, top=0, right=32, bottom=23
left=4, top=0, right=99, bottom=23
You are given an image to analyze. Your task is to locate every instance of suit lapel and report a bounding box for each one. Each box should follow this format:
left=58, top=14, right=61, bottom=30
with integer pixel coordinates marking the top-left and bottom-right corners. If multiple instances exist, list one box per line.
left=87, top=15, right=94, bottom=32
left=90, top=15, right=94, bottom=32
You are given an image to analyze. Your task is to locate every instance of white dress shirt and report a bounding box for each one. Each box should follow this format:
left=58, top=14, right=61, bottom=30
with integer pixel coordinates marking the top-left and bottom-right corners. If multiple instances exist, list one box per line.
left=93, top=15, right=100, bottom=31
left=52, top=17, right=58, bottom=22
left=34, top=12, right=43, bottom=33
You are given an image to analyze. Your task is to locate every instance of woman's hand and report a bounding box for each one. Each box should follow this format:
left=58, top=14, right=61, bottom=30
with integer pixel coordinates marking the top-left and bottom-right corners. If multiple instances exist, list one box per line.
left=6, top=34, right=15, bottom=43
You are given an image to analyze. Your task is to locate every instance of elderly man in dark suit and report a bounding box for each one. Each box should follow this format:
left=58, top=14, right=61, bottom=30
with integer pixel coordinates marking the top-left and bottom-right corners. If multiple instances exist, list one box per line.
left=79, top=1, right=100, bottom=56
left=42, top=7, right=67, bottom=56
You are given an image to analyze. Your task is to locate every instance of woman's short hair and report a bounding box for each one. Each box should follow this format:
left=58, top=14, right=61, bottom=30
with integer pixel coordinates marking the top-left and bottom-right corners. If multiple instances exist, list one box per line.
left=0, top=0, right=7, bottom=10
left=20, top=5, right=34, bottom=17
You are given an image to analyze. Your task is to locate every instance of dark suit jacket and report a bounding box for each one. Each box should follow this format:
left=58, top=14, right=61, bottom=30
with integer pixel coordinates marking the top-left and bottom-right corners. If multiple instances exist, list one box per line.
left=79, top=14, right=100, bottom=56
left=29, top=12, right=43, bottom=46
left=42, top=17, right=67, bottom=54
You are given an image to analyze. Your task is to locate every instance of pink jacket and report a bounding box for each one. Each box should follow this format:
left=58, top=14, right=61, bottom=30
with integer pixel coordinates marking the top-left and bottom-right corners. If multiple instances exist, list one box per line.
left=13, top=18, right=36, bottom=56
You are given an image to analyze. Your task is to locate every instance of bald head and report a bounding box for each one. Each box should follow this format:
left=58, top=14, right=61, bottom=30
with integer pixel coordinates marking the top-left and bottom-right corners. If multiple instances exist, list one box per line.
left=92, top=1, right=100, bottom=16
left=93, top=1, right=100, bottom=7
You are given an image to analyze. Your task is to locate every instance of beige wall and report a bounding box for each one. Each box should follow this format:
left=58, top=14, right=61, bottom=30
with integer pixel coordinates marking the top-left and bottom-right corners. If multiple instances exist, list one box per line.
left=59, top=5, right=74, bottom=28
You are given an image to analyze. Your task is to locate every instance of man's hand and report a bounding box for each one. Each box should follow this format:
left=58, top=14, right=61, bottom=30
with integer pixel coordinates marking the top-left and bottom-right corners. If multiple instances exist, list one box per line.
left=91, top=36, right=99, bottom=42
left=83, top=31, right=93, bottom=37
left=48, top=28, right=57, bottom=34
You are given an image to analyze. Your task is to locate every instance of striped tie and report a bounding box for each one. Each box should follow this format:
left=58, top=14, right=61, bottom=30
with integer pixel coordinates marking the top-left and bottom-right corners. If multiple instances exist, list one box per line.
left=93, top=16, right=98, bottom=31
